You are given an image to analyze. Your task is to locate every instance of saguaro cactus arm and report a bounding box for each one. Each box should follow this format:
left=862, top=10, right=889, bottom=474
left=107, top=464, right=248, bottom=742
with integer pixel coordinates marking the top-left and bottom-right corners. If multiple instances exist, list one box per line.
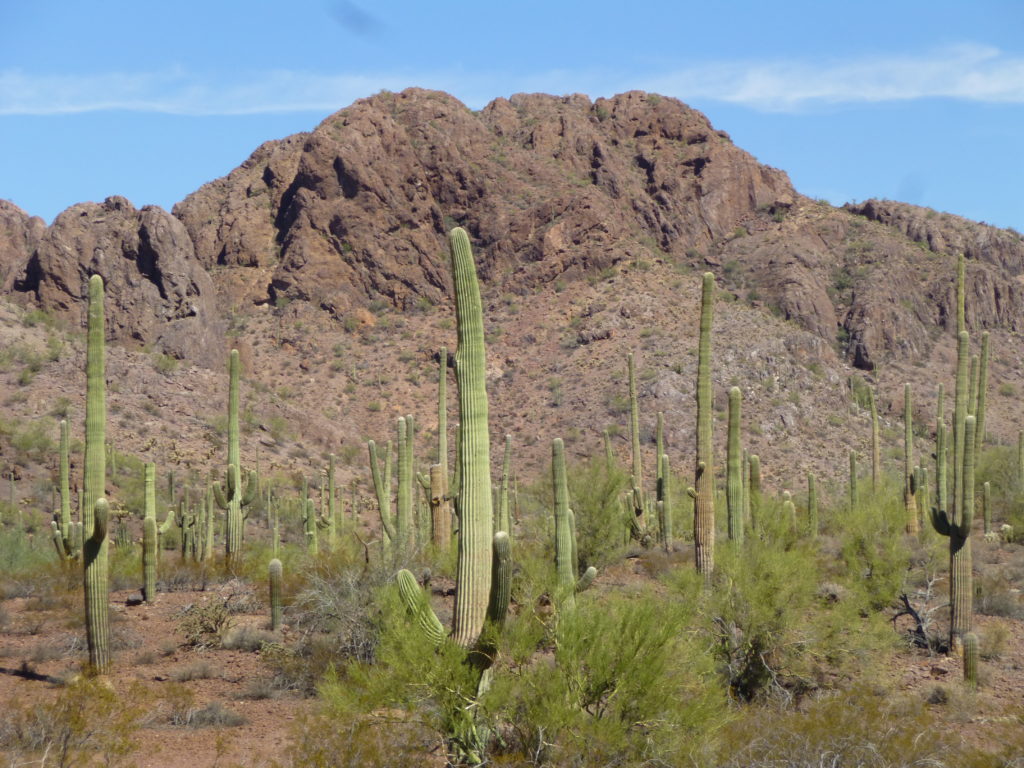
left=397, top=569, right=446, bottom=646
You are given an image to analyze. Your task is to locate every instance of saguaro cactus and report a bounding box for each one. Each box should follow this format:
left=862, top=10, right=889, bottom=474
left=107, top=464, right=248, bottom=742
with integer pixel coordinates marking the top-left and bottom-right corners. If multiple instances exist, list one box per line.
left=551, top=438, right=597, bottom=609
left=869, top=389, right=881, bottom=493
left=748, top=454, right=761, bottom=532
left=438, top=346, right=449, bottom=479
left=447, top=226, right=493, bottom=648
left=692, top=272, right=716, bottom=576
left=396, top=416, right=412, bottom=549
left=213, top=350, right=257, bottom=565
left=936, top=385, right=948, bottom=520
left=498, top=434, right=512, bottom=538
left=58, top=419, right=73, bottom=548
left=931, top=415, right=976, bottom=650
left=807, top=472, right=818, bottom=538
left=52, top=419, right=81, bottom=562
left=269, top=558, right=283, bottom=631
left=659, top=453, right=673, bottom=551
left=904, top=384, right=918, bottom=534
left=429, top=463, right=451, bottom=551
left=726, top=386, right=743, bottom=543
left=982, top=481, right=991, bottom=536
left=782, top=491, right=796, bottom=526
left=963, top=631, right=979, bottom=688
left=369, top=439, right=395, bottom=552
left=627, top=353, right=646, bottom=537
left=849, top=450, right=858, bottom=511
left=142, top=463, right=157, bottom=603
left=303, top=497, right=318, bottom=556
left=83, top=275, right=110, bottom=673
left=974, top=332, right=989, bottom=455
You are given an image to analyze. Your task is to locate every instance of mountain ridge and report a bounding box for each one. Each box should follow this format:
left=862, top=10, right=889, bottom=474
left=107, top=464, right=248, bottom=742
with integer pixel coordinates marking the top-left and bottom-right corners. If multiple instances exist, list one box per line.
left=1, top=87, right=1023, bottom=494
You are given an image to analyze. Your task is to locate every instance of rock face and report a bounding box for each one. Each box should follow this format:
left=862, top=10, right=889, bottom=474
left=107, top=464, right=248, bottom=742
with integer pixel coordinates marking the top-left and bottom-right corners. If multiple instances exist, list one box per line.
left=0, top=200, right=45, bottom=293
left=14, top=196, right=224, bottom=366
left=175, top=89, right=795, bottom=314
left=3, top=90, right=1024, bottom=374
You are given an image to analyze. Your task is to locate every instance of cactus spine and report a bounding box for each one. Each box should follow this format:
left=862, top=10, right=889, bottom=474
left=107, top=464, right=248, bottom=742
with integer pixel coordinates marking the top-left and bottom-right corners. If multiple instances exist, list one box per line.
left=693, top=272, right=716, bottom=576
left=904, top=383, right=918, bottom=534
left=213, top=350, right=256, bottom=565
left=726, top=386, right=743, bottom=543
left=83, top=274, right=110, bottom=673
left=269, top=558, right=283, bottom=631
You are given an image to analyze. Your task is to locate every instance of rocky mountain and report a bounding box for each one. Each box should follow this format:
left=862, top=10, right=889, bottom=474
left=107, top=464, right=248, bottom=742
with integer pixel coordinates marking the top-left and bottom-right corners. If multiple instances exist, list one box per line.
left=2, top=88, right=1023, bottom=498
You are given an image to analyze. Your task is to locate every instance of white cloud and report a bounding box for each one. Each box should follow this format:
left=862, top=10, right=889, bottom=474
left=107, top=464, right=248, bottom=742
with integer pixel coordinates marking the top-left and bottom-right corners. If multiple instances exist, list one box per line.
left=2, top=44, right=1024, bottom=115
left=646, top=44, right=1024, bottom=111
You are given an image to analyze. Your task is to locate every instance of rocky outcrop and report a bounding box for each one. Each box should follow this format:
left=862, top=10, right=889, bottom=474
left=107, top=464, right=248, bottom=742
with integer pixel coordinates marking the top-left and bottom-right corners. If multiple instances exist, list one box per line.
left=174, top=88, right=796, bottom=314
left=4, top=90, right=1023, bottom=375
left=14, top=196, right=224, bottom=366
left=0, top=200, right=45, bottom=293
left=845, top=199, right=1024, bottom=274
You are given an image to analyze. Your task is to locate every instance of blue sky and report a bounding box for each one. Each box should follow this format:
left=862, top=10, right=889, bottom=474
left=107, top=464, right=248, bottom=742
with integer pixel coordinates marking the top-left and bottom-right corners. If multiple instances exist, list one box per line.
left=1, top=1, right=1022, bottom=230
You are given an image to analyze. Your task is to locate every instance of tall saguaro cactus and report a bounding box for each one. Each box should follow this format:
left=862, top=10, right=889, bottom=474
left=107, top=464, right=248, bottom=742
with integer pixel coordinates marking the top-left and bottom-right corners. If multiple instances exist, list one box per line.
left=498, top=434, right=512, bottom=538
left=869, top=389, right=881, bottom=493
left=627, top=353, right=646, bottom=536
left=213, top=350, right=256, bottom=565
left=448, top=227, right=493, bottom=648
left=936, top=385, right=948, bottom=520
left=83, top=275, right=110, bottom=673
left=142, top=463, right=157, bottom=603
left=692, top=272, right=716, bottom=576
left=269, top=558, right=283, bottom=631
left=849, top=450, right=858, bottom=511
left=931, top=415, right=976, bottom=650
left=552, top=438, right=576, bottom=606
left=807, top=473, right=819, bottom=537
left=396, top=416, right=412, bottom=549
left=748, top=454, right=761, bottom=532
left=726, top=386, right=743, bottom=543
left=904, top=384, right=918, bottom=534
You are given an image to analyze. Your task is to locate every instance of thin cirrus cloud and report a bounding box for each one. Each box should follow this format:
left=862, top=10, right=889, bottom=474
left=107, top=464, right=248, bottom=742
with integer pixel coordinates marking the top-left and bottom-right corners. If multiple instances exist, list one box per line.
left=645, top=43, right=1024, bottom=111
left=1, top=44, right=1023, bottom=116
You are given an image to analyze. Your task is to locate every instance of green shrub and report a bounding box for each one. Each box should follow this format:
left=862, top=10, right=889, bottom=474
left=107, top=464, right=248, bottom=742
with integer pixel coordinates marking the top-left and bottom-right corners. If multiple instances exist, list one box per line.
left=566, top=457, right=630, bottom=570
left=485, top=586, right=725, bottom=765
